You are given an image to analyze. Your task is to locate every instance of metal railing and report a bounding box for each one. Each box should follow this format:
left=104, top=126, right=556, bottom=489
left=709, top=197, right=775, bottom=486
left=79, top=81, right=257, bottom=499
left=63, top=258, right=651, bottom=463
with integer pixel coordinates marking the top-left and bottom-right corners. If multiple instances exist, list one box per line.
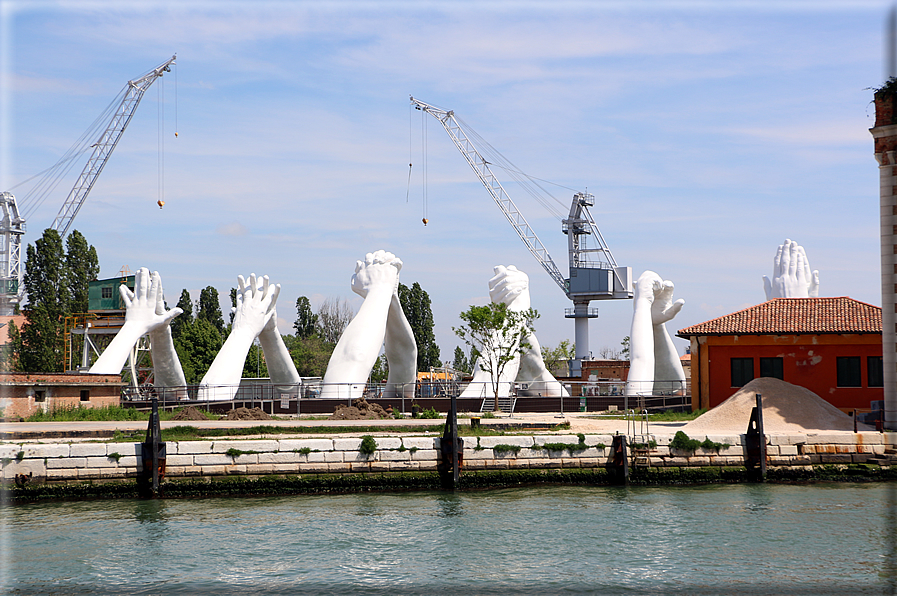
left=120, top=379, right=691, bottom=415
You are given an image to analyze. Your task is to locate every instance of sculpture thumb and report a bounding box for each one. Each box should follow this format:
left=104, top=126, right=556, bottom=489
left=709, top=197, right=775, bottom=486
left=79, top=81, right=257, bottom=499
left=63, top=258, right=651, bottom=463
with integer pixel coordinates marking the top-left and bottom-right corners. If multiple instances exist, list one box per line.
left=119, top=284, right=134, bottom=308
left=163, top=307, right=183, bottom=325
left=762, top=276, right=772, bottom=301
left=668, top=298, right=685, bottom=318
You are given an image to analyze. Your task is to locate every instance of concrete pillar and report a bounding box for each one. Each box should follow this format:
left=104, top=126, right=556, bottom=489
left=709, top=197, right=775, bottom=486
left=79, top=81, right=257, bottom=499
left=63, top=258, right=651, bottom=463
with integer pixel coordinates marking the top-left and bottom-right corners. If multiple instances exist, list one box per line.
left=870, top=93, right=897, bottom=430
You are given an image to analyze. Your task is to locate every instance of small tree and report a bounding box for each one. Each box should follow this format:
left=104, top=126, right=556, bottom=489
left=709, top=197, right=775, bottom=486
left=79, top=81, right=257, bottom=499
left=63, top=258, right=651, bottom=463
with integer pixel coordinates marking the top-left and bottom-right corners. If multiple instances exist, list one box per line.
left=452, top=345, right=470, bottom=374
left=294, top=296, right=318, bottom=339
left=542, top=339, right=575, bottom=376
left=453, top=302, right=538, bottom=409
left=316, top=296, right=354, bottom=344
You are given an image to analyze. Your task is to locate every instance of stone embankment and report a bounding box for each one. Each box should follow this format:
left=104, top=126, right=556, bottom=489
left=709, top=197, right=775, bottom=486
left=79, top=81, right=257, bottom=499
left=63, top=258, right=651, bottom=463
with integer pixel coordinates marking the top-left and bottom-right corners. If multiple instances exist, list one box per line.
left=3, top=431, right=896, bottom=486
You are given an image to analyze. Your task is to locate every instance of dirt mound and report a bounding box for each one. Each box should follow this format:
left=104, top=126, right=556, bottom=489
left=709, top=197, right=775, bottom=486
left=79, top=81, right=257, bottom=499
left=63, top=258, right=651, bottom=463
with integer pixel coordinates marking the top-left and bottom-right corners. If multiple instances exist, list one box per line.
left=223, top=407, right=273, bottom=421
left=170, top=406, right=210, bottom=421
left=328, top=398, right=390, bottom=421
left=683, top=377, right=872, bottom=434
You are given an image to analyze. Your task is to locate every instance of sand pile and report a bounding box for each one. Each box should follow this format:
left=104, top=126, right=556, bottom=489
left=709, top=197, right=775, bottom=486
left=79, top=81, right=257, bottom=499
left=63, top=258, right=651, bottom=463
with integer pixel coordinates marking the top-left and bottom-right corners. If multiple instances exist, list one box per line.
left=223, top=407, right=273, bottom=421
left=329, top=398, right=390, bottom=421
left=682, top=377, right=872, bottom=434
left=170, top=406, right=210, bottom=421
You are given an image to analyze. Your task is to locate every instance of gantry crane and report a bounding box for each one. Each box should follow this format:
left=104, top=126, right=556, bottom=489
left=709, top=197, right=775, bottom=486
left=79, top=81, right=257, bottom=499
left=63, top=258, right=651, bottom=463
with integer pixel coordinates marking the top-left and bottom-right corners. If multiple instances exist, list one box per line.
left=410, top=97, right=632, bottom=373
left=0, top=56, right=175, bottom=315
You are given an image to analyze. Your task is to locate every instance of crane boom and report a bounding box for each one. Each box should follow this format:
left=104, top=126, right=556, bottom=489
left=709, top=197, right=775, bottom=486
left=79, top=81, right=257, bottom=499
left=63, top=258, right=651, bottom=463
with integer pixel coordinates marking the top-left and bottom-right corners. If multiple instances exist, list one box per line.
left=411, top=97, right=568, bottom=293
left=51, top=55, right=176, bottom=238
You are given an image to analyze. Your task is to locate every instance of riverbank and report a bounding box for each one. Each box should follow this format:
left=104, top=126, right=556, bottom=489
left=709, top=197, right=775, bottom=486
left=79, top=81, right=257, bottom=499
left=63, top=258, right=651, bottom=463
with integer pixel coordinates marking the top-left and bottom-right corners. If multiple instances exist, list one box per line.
left=3, top=414, right=897, bottom=502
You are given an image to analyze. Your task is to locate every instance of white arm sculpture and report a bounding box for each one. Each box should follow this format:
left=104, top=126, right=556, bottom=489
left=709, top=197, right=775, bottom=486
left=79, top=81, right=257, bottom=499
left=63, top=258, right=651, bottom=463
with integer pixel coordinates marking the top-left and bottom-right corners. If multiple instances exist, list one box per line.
left=148, top=273, right=187, bottom=397
left=258, top=310, right=302, bottom=391
left=198, top=273, right=279, bottom=401
left=460, top=265, right=567, bottom=398
left=89, top=267, right=182, bottom=375
left=762, top=239, right=819, bottom=300
left=321, top=250, right=401, bottom=399
left=625, top=270, right=685, bottom=397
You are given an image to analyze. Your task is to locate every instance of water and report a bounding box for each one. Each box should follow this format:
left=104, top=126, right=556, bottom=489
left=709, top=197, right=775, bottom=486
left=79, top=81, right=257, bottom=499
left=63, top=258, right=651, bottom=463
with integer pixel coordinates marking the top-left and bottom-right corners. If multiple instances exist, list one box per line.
left=2, top=483, right=894, bottom=595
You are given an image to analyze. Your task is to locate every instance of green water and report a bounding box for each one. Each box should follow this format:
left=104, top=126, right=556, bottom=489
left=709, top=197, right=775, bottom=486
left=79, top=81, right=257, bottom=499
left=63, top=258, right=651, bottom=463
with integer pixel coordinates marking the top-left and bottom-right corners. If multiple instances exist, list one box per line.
left=2, top=482, right=894, bottom=595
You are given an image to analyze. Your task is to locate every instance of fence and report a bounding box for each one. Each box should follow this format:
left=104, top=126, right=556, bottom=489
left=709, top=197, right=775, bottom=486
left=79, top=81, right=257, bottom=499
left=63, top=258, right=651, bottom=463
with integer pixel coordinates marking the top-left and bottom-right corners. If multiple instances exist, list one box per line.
left=120, top=379, right=691, bottom=415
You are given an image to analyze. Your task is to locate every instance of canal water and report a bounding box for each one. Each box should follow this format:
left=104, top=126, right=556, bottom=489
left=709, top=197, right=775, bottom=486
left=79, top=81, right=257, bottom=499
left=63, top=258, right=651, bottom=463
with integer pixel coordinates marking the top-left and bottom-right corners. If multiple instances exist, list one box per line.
left=2, top=482, right=894, bottom=595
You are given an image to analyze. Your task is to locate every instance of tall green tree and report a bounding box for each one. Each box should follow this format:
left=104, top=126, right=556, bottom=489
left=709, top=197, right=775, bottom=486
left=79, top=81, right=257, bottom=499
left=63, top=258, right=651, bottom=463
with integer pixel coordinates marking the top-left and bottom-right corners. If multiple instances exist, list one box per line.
left=453, top=302, right=538, bottom=409
left=173, top=317, right=223, bottom=384
left=13, top=229, right=70, bottom=371
left=64, top=230, right=99, bottom=314
left=198, top=286, right=225, bottom=337
left=283, top=334, right=334, bottom=377
left=170, top=289, right=193, bottom=340
left=316, top=296, right=353, bottom=344
left=452, top=345, right=470, bottom=374
left=541, top=340, right=575, bottom=377
left=398, top=282, right=440, bottom=371
left=294, top=296, right=318, bottom=339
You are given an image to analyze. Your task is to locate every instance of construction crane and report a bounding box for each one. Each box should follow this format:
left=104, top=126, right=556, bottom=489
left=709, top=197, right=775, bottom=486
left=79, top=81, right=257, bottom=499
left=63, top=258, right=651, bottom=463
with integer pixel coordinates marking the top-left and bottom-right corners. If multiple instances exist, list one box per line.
left=51, top=55, right=176, bottom=237
left=0, top=56, right=175, bottom=316
left=410, top=96, right=632, bottom=374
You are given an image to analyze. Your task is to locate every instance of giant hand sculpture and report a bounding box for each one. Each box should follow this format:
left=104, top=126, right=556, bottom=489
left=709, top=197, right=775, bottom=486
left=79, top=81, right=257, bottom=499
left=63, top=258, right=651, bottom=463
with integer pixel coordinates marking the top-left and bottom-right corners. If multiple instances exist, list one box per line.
left=89, top=267, right=182, bottom=375
left=624, top=270, right=686, bottom=397
left=321, top=250, right=407, bottom=399
left=198, top=273, right=279, bottom=401
left=460, top=265, right=568, bottom=399
left=149, top=272, right=188, bottom=398
left=762, top=239, right=819, bottom=300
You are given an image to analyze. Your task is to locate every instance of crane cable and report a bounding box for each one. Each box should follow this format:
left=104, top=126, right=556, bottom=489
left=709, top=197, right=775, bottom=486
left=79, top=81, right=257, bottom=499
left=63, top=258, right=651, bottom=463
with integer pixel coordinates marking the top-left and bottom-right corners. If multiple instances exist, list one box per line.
left=406, top=102, right=412, bottom=203
left=157, top=78, right=165, bottom=209
left=421, top=107, right=428, bottom=225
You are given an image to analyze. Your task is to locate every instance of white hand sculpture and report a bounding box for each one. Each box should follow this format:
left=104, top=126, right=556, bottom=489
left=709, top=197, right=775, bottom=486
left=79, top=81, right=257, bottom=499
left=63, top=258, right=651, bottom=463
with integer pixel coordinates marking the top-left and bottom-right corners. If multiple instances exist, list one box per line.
left=488, top=265, right=530, bottom=311
left=90, top=267, right=182, bottom=374
left=322, top=250, right=401, bottom=399
left=651, top=280, right=685, bottom=326
left=763, top=239, right=820, bottom=300
left=199, top=273, right=280, bottom=400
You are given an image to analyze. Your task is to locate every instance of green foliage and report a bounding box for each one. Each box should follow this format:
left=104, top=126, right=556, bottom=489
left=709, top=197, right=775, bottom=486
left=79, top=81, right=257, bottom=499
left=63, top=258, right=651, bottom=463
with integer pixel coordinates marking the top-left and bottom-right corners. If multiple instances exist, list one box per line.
left=107, top=452, right=122, bottom=463
left=359, top=435, right=377, bottom=455
left=369, top=353, right=388, bottom=383
left=418, top=406, right=441, bottom=419
left=452, top=346, right=471, bottom=374
left=16, top=451, right=24, bottom=462
left=198, top=286, right=225, bottom=337
left=25, top=404, right=149, bottom=422
left=296, top=447, right=312, bottom=455
left=481, top=411, right=496, bottom=419
left=492, top=444, right=521, bottom=455
left=453, top=302, right=538, bottom=405
left=621, top=336, right=630, bottom=360
left=398, top=282, right=440, bottom=370
left=284, top=334, right=335, bottom=377
left=670, top=431, right=702, bottom=451
left=174, top=317, right=224, bottom=383
left=630, top=440, right=657, bottom=450
left=541, top=340, right=575, bottom=376
left=170, top=289, right=193, bottom=340
left=64, top=230, right=99, bottom=314
left=242, top=341, right=268, bottom=379
left=700, top=437, right=731, bottom=451
left=226, top=447, right=259, bottom=458
left=293, top=296, right=318, bottom=339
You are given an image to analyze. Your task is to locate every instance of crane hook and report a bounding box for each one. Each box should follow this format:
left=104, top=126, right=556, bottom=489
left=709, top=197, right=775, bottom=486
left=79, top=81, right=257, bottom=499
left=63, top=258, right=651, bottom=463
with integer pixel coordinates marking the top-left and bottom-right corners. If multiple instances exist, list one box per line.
left=157, top=200, right=165, bottom=209
left=422, top=217, right=428, bottom=226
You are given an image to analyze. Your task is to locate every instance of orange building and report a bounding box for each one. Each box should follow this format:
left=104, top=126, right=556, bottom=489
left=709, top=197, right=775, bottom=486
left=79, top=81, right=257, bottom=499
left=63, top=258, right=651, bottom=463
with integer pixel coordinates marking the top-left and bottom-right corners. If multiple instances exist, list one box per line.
left=677, top=297, right=882, bottom=414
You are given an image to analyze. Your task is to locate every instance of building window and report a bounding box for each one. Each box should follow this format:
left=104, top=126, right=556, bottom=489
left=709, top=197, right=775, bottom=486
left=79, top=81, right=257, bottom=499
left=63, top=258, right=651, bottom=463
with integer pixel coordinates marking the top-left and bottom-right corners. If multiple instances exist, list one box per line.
left=868, top=356, right=884, bottom=388
left=80, top=389, right=90, bottom=402
left=836, top=357, right=862, bottom=387
left=34, top=390, right=45, bottom=403
left=759, top=357, right=784, bottom=380
left=101, top=287, right=112, bottom=299
left=731, top=358, right=754, bottom=387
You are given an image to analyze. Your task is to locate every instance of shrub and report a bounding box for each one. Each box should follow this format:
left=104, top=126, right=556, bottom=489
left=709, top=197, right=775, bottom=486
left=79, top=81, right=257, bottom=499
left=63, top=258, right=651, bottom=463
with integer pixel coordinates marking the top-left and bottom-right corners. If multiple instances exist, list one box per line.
left=359, top=435, right=377, bottom=455
left=492, top=444, right=521, bottom=455
left=418, top=407, right=441, bottom=419
left=670, top=431, right=701, bottom=452
left=107, top=452, right=122, bottom=463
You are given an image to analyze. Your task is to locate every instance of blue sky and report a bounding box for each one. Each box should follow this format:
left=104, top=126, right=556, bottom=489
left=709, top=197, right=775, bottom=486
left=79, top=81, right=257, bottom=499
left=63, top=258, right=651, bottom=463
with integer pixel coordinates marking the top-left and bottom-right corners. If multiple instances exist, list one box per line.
left=0, top=0, right=890, bottom=362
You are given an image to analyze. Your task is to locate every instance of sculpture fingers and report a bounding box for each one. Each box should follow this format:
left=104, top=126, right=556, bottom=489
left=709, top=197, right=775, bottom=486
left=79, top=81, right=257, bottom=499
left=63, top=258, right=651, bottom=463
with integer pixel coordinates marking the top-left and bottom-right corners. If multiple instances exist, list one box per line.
left=665, top=298, right=685, bottom=319
left=161, top=306, right=183, bottom=326
left=119, top=283, right=134, bottom=309
left=810, top=270, right=820, bottom=298
left=762, top=276, right=772, bottom=301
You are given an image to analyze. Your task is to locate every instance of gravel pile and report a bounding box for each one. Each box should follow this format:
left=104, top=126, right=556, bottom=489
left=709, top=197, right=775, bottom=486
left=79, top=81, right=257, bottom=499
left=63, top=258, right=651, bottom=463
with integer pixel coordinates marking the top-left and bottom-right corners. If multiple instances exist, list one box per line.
left=223, top=407, right=273, bottom=421
left=170, top=406, right=210, bottom=421
left=682, top=377, right=872, bottom=433
left=329, top=398, right=390, bottom=420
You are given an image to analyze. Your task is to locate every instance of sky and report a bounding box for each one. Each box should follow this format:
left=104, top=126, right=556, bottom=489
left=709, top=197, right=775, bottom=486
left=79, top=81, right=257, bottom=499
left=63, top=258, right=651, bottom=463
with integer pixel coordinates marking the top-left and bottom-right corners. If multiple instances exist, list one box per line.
left=0, top=0, right=891, bottom=364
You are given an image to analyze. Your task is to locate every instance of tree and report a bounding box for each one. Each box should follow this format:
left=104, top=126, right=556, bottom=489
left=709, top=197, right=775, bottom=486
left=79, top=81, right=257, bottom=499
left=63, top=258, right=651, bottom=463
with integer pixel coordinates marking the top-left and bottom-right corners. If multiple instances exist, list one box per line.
left=316, top=296, right=353, bottom=344
left=370, top=353, right=388, bottom=383
left=398, top=282, right=440, bottom=371
left=294, top=296, right=318, bottom=339
left=453, top=302, right=538, bottom=407
left=13, top=229, right=69, bottom=371
left=621, top=336, right=630, bottom=360
left=283, top=334, right=335, bottom=377
left=229, top=287, right=237, bottom=325
left=198, top=286, right=225, bottom=337
left=242, top=341, right=268, bottom=378
left=64, top=230, right=99, bottom=314
left=541, top=339, right=575, bottom=377
left=173, top=317, right=223, bottom=384
left=452, top=345, right=470, bottom=374
left=170, top=289, right=193, bottom=340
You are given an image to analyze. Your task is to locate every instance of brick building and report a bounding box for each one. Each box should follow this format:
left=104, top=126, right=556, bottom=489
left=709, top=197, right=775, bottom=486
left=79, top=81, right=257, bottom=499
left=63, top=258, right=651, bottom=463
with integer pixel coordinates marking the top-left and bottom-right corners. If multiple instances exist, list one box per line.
left=0, top=372, right=122, bottom=418
left=677, top=297, right=882, bottom=414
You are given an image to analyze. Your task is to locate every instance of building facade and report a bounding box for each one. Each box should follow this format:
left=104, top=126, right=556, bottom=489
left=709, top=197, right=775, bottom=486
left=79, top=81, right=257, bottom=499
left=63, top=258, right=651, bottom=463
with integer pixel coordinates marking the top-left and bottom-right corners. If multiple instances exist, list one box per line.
left=677, top=297, right=883, bottom=414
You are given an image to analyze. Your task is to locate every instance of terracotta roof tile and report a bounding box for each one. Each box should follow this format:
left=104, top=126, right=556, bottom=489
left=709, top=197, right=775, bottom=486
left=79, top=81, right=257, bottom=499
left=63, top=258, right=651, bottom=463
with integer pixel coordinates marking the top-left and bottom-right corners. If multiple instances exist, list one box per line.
left=676, top=297, right=881, bottom=337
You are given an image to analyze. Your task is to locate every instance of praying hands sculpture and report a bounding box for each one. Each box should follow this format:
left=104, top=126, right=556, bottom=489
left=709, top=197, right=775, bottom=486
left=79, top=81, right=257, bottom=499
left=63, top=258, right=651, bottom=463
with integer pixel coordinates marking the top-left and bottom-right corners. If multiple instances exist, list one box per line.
left=762, top=239, right=819, bottom=300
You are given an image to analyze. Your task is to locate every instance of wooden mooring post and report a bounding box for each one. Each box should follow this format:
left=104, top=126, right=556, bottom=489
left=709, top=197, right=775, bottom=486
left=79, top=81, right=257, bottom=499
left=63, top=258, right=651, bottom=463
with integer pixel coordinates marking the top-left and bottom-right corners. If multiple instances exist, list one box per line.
left=138, top=396, right=166, bottom=498
left=745, top=393, right=767, bottom=482
left=609, top=434, right=629, bottom=485
left=438, top=394, right=463, bottom=489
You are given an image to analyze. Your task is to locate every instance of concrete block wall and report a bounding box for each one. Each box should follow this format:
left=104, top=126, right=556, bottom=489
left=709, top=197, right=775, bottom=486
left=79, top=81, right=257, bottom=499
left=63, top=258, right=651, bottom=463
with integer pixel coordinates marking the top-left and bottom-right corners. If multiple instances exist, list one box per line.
left=1, top=431, right=893, bottom=484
